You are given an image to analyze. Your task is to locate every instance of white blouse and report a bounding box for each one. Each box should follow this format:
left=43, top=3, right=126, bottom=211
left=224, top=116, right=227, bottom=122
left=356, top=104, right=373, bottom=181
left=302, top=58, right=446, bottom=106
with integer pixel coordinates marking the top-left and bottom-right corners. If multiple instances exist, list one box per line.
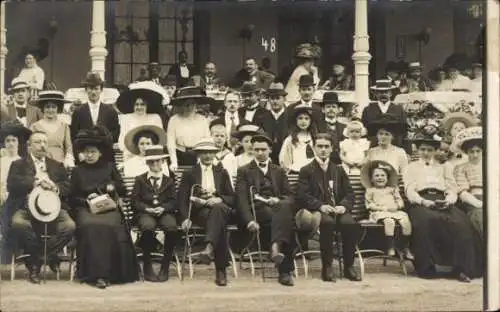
left=0, top=154, right=21, bottom=203
left=18, top=66, right=45, bottom=90
left=340, top=138, right=370, bottom=164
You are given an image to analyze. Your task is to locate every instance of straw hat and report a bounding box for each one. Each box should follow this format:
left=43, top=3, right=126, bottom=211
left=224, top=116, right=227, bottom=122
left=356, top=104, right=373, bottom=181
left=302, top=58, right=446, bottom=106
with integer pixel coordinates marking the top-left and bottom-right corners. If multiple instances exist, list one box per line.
left=370, top=79, right=397, bottom=91
left=9, top=77, right=30, bottom=92
left=124, top=125, right=166, bottom=155
left=192, top=137, right=219, bottom=152
left=265, top=82, right=287, bottom=97
left=34, top=90, right=71, bottom=112
left=453, top=126, right=482, bottom=153
left=170, top=86, right=211, bottom=106
left=28, top=186, right=61, bottom=223
left=232, top=124, right=260, bottom=141
left=441, top=112, right=477, bottom=135
left=360, top=160, right=399, bottom=189
left=143, top=145, right=169, bottom=161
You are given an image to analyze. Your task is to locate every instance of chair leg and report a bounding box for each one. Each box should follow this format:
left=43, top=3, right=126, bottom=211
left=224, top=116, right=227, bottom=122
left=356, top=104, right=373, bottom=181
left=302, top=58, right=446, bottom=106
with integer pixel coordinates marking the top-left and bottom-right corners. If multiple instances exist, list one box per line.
left=10, top=253, right=15, bottom=281
left=229, top=248, right=238, bottom=278
left=188, top=252, right=194, bottom=279
left=293, top=259, right=299, bottom=278
left=249, top=254, right=255, bottom=277
left=355, top=245, right=365, bottom=281
left=174, top=251, right=182, bottom=280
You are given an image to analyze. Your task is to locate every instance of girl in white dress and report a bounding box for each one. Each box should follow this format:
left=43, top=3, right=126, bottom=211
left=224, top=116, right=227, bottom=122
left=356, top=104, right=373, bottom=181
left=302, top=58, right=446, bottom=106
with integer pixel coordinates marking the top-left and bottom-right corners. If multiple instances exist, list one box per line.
left=339, top=120, right=370, bottom=174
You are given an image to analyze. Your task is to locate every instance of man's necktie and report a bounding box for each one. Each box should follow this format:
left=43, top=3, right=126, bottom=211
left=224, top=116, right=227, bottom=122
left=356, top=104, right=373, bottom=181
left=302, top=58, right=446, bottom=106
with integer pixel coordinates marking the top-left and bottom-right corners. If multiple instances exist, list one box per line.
left=150, top=177, right=160, bottom=191
left=229, top=116, right=237, bottom=134
left=16, top=107, right=27, bottom=118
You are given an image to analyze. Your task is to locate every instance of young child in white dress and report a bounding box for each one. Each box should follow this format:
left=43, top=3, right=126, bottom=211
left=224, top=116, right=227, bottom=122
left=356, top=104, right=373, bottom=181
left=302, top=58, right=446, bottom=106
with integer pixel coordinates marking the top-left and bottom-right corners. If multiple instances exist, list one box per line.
left=339, top=120, right=370, bottom=174
left=362, top=160, right=413, bottom=259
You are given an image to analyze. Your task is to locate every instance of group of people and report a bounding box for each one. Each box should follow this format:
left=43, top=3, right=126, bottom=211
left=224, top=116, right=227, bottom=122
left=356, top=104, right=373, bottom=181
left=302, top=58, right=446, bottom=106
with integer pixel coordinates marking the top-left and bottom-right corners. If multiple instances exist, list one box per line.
left=0, top=42, right=484, bottom=290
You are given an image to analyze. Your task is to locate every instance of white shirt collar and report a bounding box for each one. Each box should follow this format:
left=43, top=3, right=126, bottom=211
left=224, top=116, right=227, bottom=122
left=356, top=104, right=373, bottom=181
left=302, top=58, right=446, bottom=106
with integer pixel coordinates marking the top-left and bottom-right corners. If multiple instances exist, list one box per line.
left=378, top=101, right=390, bottom=106
left=89, top=101, right=101, bottom=108
left=301, top=100, right=313, bottom=107
left=315, top=156, right=329, bottom=166
left=271, top=108, right=284, bottom=119
left=201, top=163, right=213, bottom=171
left=225, top=111, right=238, bottom=120
left=325, top=117, right=337, bottom=124
left=147, top=171, right=163, bottom=179
left=31, top=154, right=45, bottom=163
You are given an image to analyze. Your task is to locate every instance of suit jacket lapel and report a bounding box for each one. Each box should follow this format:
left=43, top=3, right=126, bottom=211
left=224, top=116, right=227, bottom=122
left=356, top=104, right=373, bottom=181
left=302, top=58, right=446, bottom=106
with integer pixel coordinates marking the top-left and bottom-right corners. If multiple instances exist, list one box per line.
left=157, top=174, right=170, bottom=193
left=269, top=165, right=279, bottom=196
left=193, top=165, right=202, bottom=186
left=96, top=104, right=105, bottom=125
left=213, top=166, right=223, bottom=194
left=82, top=104, right=93, bottom=126
left=312, top=160, right=326, bottom=195
left=25, top=156, right=36, bottom=176
left=249, top=161, right=261, bottom=193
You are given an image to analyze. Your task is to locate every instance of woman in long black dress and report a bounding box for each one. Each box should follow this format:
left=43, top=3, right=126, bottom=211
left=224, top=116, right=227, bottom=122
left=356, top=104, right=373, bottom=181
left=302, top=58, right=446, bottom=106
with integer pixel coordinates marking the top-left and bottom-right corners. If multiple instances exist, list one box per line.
left=403, top=126, right=482, bottom=282
left=71, top=126, right=139, bottom=289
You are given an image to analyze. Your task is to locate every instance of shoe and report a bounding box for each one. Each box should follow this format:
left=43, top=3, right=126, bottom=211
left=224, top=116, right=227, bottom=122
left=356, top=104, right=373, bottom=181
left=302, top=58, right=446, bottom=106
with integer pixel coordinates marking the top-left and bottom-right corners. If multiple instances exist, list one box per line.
left=28, top=266, right=41, bottom=284
left=143, top=259, right=158, bottom=282
left=157, top=264, right=169, bottom=282
left=215, top=269, right=227, bottom=286
left=278, top=272, right=294, bottom=286
left=270, top=242, right=284, bottom=266
left=457, top=272, right=471, bottom=283
left=344, top=266, right=361, bottom=282
left=199, top=243, right=214, bottom=265
left=48, top=256, right=61, bottom=274
left=403, top=248, right=415, bottom=261
left=95, top=278, right=108, bottom=289
left=321, top=265, right=335, bottom=282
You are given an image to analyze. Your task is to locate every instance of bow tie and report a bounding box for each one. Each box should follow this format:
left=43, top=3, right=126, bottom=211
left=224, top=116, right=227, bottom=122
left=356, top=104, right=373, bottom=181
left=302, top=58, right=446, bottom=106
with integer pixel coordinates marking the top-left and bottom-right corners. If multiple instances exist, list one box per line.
left=258, top=162, right=267, bottom=168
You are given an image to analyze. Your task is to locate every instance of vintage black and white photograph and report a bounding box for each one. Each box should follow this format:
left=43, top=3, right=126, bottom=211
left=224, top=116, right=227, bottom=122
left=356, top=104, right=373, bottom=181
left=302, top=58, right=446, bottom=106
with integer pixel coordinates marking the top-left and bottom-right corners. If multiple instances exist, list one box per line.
left=0, top=0, right=498, bottom=311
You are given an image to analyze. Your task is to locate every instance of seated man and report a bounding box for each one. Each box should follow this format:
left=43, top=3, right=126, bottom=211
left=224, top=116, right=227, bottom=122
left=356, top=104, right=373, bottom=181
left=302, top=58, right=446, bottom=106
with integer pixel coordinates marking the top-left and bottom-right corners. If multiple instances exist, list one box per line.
left=235, top=133, right=296, bottom=286
left=132, top=145, right=178, bottom=282
left=8, top=131, right=76, bottom=284
left=295, top=133, right=361, bottom=282
left=178, top=137, right=235, bottom=286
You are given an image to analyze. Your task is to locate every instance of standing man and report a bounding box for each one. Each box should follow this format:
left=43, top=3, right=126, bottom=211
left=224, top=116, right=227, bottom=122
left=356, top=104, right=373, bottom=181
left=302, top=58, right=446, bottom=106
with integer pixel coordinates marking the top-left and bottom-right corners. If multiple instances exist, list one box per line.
left=257, top=83, right=288, bottom=164
left=361, top=79, right=408, bottom=152
left=70, top=72, right=120, bottom=144
left=2, top=78, right=42, bottom=126
left=236, top=133, right=296, bottom=286
left=317, top=92, right=347, bottom=164
left=8, top=131, right=76, bottom=284
left=295, top=133, right=361, bottom=282
left=238, top=82, right=268, bottom=125
left=168, top=51, right=195, bottom=88
left=178, top=138, right=235, bottom=286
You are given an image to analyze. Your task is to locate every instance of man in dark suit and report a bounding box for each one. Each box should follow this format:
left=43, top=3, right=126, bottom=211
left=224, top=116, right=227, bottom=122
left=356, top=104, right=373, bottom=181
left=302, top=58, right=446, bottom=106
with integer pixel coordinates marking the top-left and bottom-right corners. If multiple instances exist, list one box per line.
left=295, top=133, right=361, bottom=282
left=284, top=74, right=326, bottom=131
left=178, top=138, right=235, bottom=286
left=70, top=72, right=120, bottom=149
left=257, top=83, right=288, bottom=164
left=167, top=51, right=196, bottom=88
left=235, top=133, right=296, bottom=286
left=2, top=78, right=43, bottom=126
left=238, top=82, right=268, bottom=125
left=132, top=145, right=178, bottom=282
left=189, top=62, right=223, bottom=90
left=147, top=62, right=165, bottom=86
left=361, top=79, right=409, bottom=153
left=316, top=92, right=347, bottom=164
left=211, top=90, right=250, bottom=149
left=232, top=58, right=275, bottom=90
left=8, top=131, right=75, bottom=284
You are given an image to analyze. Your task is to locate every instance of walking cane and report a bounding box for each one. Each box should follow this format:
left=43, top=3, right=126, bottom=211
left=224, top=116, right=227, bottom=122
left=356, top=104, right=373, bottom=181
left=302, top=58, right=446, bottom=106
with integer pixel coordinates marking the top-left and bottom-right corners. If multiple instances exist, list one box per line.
left=181, top=184, right=201, bottom=281
left=249, top=186, right=265, bottom=281
left=117, top=195, right=143, bottom=281
left=41, top=223, right=49, bottom=283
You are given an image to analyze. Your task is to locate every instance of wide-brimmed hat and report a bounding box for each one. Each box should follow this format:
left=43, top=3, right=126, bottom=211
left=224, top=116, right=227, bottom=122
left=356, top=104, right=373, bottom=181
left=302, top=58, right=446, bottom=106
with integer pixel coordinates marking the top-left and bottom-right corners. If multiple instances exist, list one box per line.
left=9, top=77, right=30, bottom=92
left=34, top=90, right=71, bottom=112
left=28, top=186, right=61, bottom=223
left=367, top=116, right=406, bottom=137
left=453, top=126, right=482, bottom=153
left=170, top=86, right=210, bottom=106
left=299, top=75, right=315, bottom=88
left=265, top=82, right=287, bottom=97
left=441, top=112, right=477, bottom=135
left=193, top=137, right=219, bottom=152
left=360, top=160, right=399, bottom=189
left=240, top=81, right=259, bottom=95
left=81, top=72, right=105, bottom=87
left=124, top=125, right=166, bottom=155
left=143, top=145, right=169, bottom=161
left=232, top=124, right=260, bottom=141
left=370, top=79, right=397, bottom=91
left=295, top=44, right=315, bottom=59
left=0, top=120, right=32, bottom=145
left=116, top=81, right=165, bottom=114
left=74, top=126, right=114, bottom=154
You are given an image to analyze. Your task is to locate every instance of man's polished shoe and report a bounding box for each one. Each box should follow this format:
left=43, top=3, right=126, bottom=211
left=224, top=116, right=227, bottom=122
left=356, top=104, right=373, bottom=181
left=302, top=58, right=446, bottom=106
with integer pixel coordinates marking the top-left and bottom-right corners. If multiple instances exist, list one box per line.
left=157, top=264, right=169, bottom=282
left=321, top=265, right=336, bottom=282
left=28, top=266, right=41, bottom=284
left=95, top=278, right=108, bottom=289
left=278, top=272, right=294, bottom=286
left=215, top=269, right=227, bottom=286
left=199, top=243, right=214, bottom=265
left=270, top=242, right=284, bottom=266
left=344, top=266, right=361, bottom=282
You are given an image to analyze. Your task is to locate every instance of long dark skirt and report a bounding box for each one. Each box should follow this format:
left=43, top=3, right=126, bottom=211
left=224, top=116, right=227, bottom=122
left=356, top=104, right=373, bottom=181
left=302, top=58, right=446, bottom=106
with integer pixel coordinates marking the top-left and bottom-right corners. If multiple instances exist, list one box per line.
left=408, top=193, right=483, bottom=278
left=75, top=207, right=139, bottom=284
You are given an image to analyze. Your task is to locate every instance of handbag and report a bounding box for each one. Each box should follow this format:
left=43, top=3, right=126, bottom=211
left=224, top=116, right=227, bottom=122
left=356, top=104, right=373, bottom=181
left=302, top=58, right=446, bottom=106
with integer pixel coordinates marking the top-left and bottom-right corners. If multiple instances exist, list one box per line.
left=87, top=192, right=117, bottom=214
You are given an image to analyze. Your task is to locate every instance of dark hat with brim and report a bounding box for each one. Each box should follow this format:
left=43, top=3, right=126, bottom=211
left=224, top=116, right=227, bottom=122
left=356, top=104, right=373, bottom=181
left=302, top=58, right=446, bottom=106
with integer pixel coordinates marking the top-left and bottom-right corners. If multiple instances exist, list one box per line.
left=74, top=126, right=113, bottom=154
left=116, top=88, right=164, bottom=115
left=265, top=82, right=287, bottom=97
left=367, top=117, right=406, bottom=137
left=170, top=86, right=211, bottom=106
left=299, top=74, right=315, bottom=88
left=143, top=145, right=169, bottom=161
left=0, top=121, right=32, bottom=145
left=251, top=131, right=273, bottom=147
left=240, top=82, right=260, bottom=95
left=412, top=135, right=442, bottom=149
left=321, top=91, right=339, bottom=106
left=81, top=72, right=105, bottom=87
left=232, top=124, right=260, bottom=141
left=124, top=125, right=166, bottom=155
left=34, top=90, right=71, bottom=113
left=360, top=160, right=399, bottom=189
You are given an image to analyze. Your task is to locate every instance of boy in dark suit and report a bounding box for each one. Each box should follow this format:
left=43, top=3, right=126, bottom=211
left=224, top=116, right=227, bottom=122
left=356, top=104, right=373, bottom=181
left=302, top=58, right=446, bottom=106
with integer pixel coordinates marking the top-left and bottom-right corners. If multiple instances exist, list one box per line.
left=295, top=133, right=361, bottom=282
left=178, top=138, right=235, bottom=286
left=235, top=133, right=296, bottom=286
left=132, top=145, right=178, bottom=282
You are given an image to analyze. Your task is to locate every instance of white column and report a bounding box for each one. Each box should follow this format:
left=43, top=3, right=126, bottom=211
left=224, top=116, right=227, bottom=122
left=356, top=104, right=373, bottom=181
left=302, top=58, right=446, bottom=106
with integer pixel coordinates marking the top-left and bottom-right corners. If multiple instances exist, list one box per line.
left=89, top=0, right=107, bottom=80
left=352, top=0, right=372, bottom=118
left=0, top=1, right=7, bottom=97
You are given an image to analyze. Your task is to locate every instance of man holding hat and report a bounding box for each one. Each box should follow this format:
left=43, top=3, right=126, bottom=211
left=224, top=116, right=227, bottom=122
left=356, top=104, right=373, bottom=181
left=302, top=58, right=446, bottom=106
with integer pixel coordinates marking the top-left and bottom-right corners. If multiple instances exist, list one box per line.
left=257, top=82, right=289, bottom=164
left=8, top=131, right=75, bottom=284
left=238, top=81, right=268, bottom=124
left=362, top=79, right=409, bottom=153
left=132, top=145, right=178, bottom=282
left=178, top=137, right=235, bottom=286
left=2, top=78, right=43, bottom=127
left=236, top=133, right=296, bottom=286
left=70, top=72, right=120, bottom=145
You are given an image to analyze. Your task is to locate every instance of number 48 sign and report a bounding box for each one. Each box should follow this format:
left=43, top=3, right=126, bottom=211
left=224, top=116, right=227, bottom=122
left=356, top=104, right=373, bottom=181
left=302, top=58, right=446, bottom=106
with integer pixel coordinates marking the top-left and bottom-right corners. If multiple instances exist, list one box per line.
left=261, top=37, right=277, bottom=53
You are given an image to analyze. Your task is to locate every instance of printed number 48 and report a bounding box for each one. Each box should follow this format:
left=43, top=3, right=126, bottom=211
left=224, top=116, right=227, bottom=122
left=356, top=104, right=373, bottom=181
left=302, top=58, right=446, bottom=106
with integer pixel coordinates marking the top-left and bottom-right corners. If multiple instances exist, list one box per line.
left=261, top=37, right=277, bottom=53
